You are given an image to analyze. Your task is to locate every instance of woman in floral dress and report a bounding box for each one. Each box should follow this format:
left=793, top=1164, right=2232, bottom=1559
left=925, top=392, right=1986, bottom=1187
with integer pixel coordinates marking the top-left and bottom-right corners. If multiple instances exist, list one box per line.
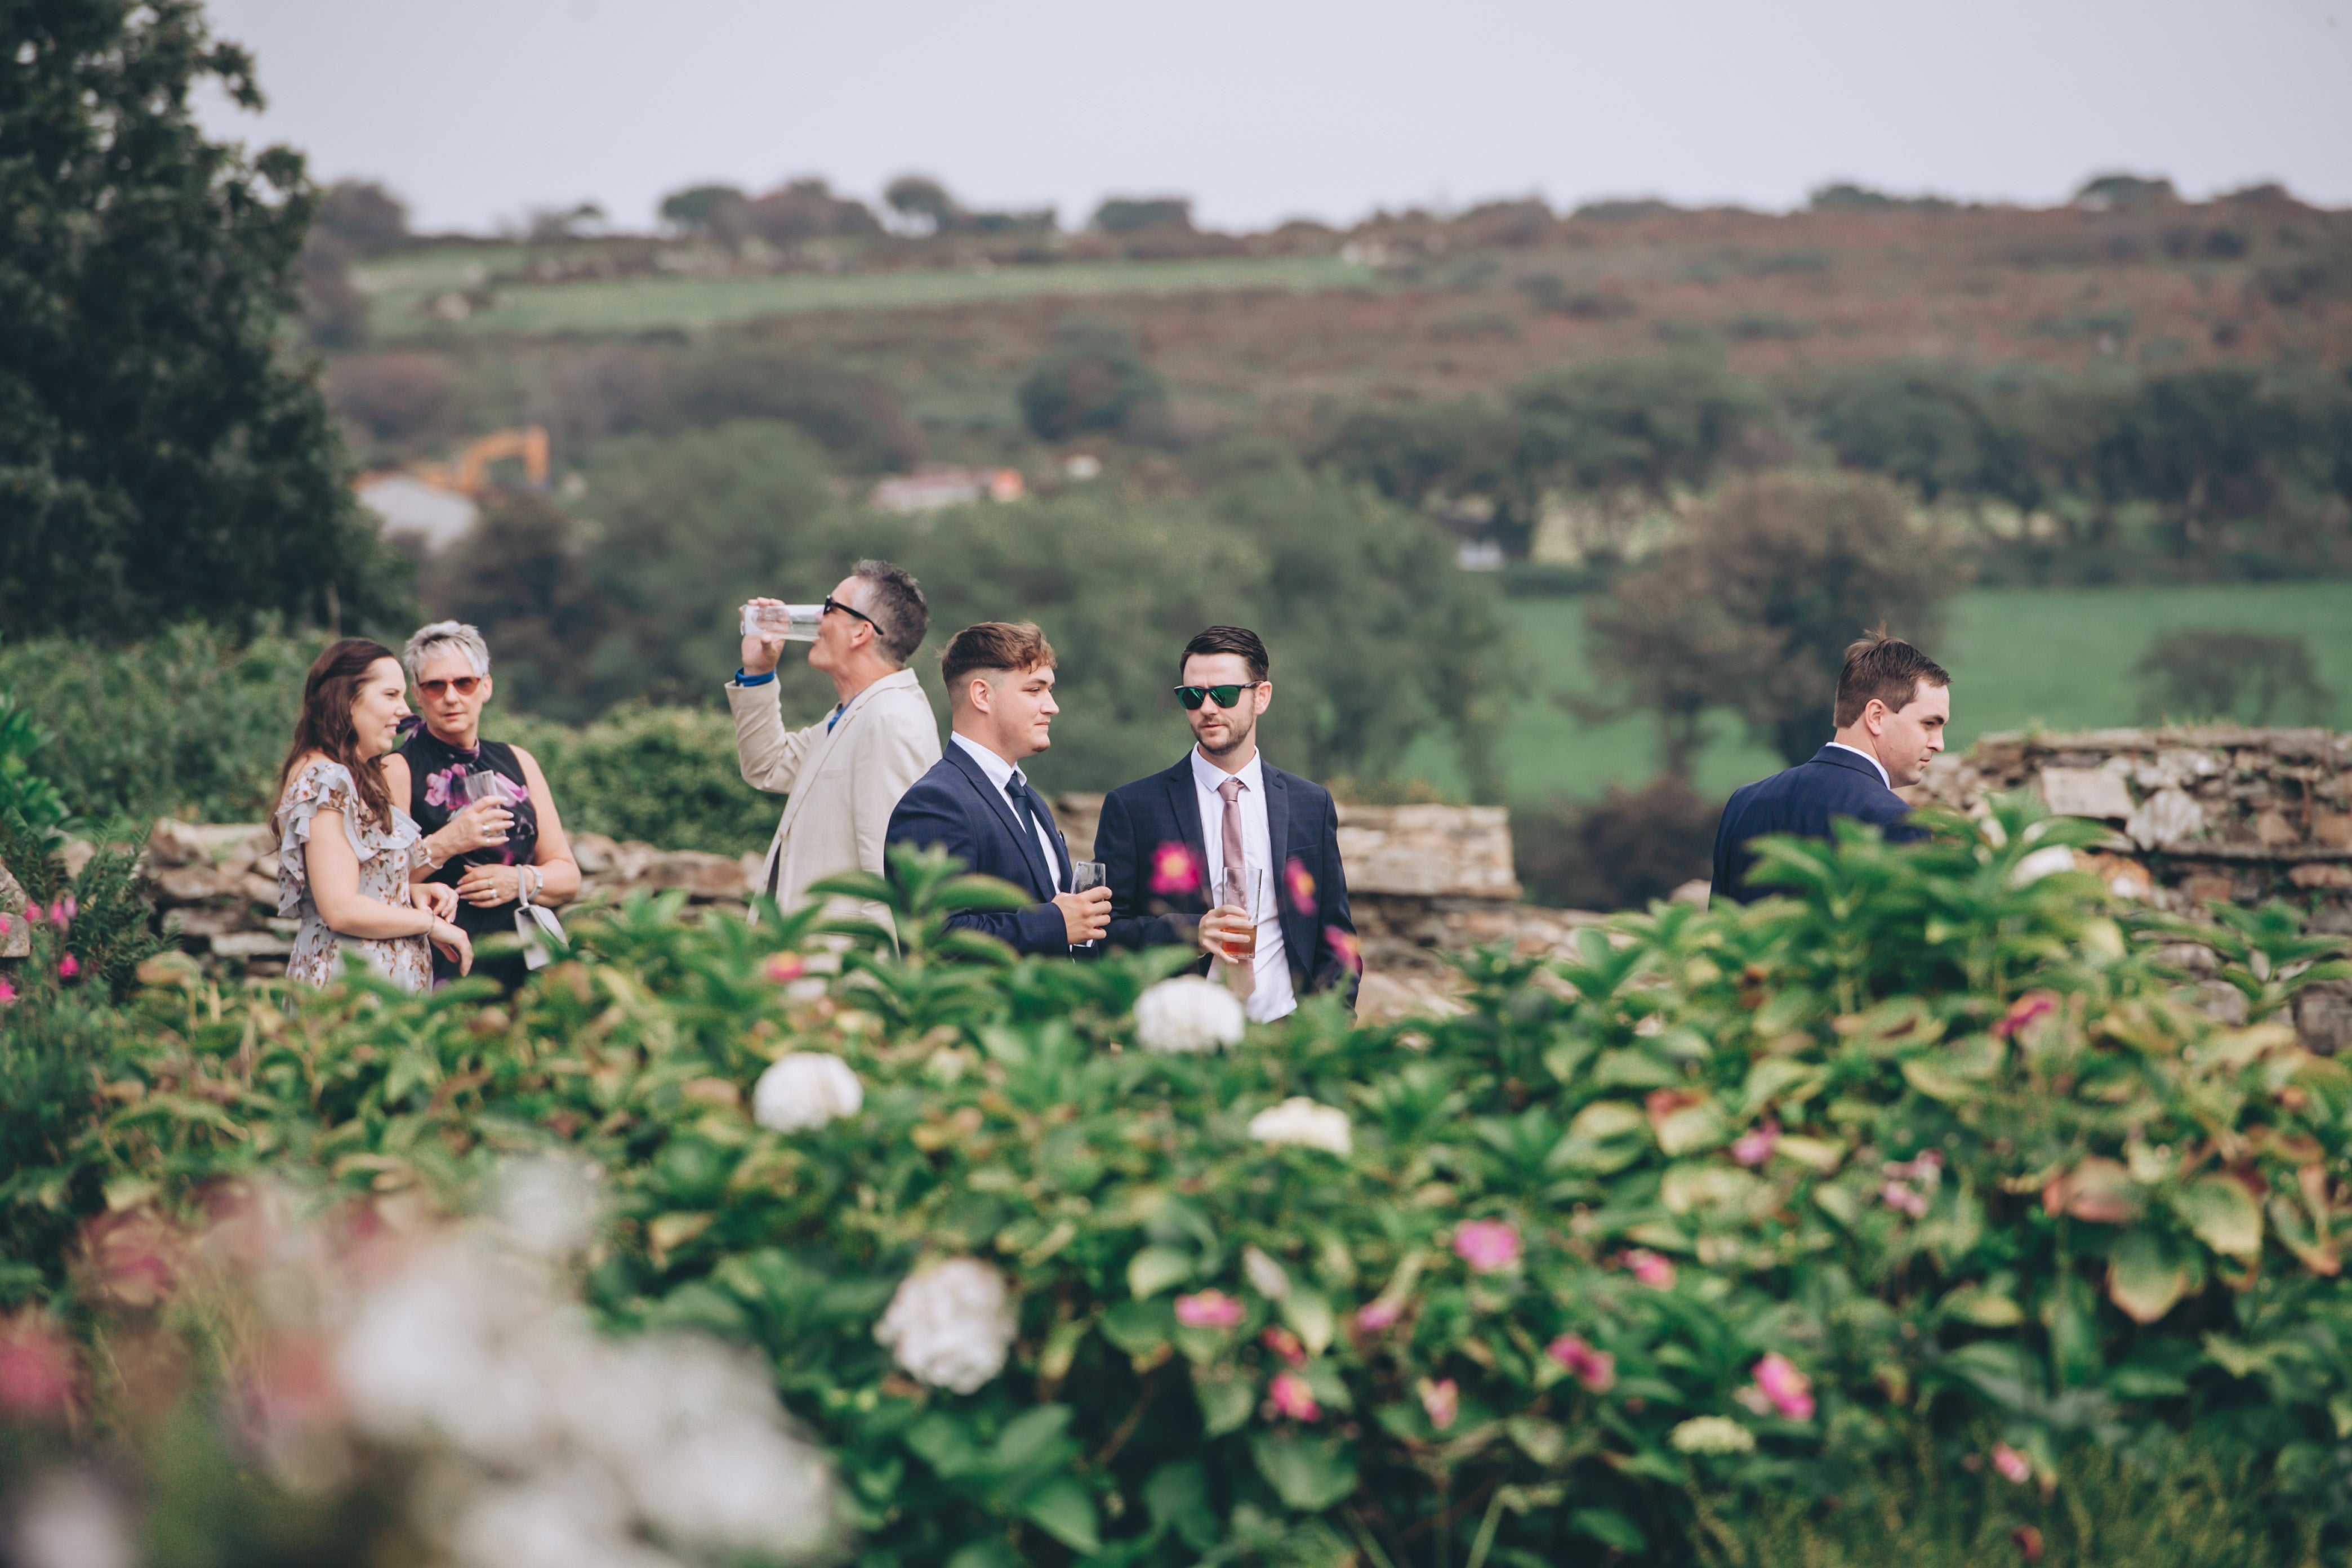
left=273, top=639, right=472, bottom=991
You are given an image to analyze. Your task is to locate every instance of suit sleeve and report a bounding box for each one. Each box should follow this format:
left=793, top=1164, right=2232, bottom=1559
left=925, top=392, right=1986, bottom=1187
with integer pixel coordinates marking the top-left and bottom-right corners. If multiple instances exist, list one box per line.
left=852, top=698, right=943, bottom=878
left=1305, top=790, right=1359, bottom=1009
left=1868, top=791, right=1927, bottom=845
left=727, top=680, right=826, bottom=795
left=1098, top=790, right=1193, bottom=954
left=888, top=780, right=1069, bottom=956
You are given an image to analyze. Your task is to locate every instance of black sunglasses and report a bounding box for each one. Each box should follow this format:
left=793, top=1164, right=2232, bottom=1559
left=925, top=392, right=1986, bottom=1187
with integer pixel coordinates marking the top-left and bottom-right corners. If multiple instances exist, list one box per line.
left=1174, top=683, right=1260, bottom=710
left=823, top=595, right=881, bottom=631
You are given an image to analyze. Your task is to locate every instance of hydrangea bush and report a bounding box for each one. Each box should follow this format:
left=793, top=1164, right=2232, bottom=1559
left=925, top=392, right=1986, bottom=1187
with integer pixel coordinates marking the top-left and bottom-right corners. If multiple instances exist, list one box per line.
left=7, top=818, right=2351, bottom=1566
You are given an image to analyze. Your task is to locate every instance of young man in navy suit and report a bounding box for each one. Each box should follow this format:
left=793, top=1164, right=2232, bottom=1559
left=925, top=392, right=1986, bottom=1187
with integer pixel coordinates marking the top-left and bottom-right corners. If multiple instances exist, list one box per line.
left=885, top=622, right=1112, bottom=955
left=1095, top=626, right=1358, bottom=1018
left=1710, top=632, right=1952, bottom=903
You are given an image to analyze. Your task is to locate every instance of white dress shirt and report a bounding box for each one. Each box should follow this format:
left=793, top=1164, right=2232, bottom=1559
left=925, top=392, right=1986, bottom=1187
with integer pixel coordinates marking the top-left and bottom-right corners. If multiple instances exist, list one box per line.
left=1824, top=741, right=1892, bottom=790
left=951, top=733, right=1063, bottom=893
left=1191, top=746, right=1297, bottom=1024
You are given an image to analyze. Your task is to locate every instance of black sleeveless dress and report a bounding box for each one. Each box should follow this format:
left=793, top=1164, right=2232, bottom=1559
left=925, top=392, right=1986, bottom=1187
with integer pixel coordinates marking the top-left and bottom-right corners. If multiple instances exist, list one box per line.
left=398, top=725, right=540, bottom=986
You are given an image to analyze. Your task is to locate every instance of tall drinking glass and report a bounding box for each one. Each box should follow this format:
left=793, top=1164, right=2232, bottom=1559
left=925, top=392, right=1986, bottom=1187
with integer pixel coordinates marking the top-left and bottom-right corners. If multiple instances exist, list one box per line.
left=1219, top=866, right=1264, bottom=965
left=740, top=603, right=826, bottom=642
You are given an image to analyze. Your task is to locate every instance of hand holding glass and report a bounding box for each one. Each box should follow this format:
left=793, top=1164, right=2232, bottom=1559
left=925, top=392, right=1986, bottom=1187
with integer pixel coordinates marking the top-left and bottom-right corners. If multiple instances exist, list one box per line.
left=1212, top=867, right=1263, bottom=964
left=740, top=601, right=826, bottom=642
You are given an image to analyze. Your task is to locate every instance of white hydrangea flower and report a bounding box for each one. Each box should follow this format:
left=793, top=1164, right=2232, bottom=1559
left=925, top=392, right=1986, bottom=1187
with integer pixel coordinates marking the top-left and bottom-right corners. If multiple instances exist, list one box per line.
left=494, top=1155, right=603, bottom=1258
left=2010, top=845, right=2076, bottom=887
left=1248, top=1097, right=1353, bottom=1157
left=874, top=1258, right=1018, bottom=1394
left=1134, top=975, right=1246, bottom=1054
left=1669, top=1415, right=1757, bottom=1455
left=752, top=1053, right=863, bottom=1132
left=1242, top=1245, right=1291, bottom=1300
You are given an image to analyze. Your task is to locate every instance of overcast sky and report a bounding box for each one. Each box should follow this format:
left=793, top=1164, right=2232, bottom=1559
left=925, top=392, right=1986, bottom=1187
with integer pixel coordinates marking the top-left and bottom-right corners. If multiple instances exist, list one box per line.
left=193, top=0, right=2352, bottom=234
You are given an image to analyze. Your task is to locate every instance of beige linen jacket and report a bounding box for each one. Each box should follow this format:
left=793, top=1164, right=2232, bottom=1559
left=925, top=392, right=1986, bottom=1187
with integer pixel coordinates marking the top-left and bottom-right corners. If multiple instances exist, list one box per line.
left=727, top=667, right=941, bottom=914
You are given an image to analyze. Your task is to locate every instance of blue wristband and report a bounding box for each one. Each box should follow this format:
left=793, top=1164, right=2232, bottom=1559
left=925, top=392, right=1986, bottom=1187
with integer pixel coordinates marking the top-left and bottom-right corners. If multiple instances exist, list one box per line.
left=734, top=666, right=777, bottom=688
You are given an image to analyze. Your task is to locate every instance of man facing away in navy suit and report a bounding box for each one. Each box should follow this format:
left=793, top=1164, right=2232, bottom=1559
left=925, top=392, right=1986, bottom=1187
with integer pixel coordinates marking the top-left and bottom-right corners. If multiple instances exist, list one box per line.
left=1710, top=632, right=1953, bottom=903
left=885, top=622, right=1112, bottom=955
left=1095, top=625, right=1358, bottom=1018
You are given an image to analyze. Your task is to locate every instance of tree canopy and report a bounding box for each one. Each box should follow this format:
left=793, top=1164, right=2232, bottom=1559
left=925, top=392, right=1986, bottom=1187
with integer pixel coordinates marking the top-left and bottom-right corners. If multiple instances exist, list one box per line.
left=1, top=0, right=396, bottom=639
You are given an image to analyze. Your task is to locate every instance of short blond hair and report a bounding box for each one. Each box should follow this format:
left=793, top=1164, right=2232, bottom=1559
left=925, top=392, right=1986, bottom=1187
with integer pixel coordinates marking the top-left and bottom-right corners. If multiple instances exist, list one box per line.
left=403, top=620, right=489, bottom=683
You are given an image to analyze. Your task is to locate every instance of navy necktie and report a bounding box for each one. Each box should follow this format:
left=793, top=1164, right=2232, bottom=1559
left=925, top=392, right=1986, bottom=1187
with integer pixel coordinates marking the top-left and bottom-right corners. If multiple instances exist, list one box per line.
left=1006, top=773, right=1057, bottom=890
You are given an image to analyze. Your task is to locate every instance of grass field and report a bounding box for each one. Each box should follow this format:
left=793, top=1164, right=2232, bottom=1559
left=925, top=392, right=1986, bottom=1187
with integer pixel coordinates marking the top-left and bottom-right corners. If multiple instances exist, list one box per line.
left=362, top=253, right=1377, bottom=340
left=1404, top=581, right=2352, bottom=803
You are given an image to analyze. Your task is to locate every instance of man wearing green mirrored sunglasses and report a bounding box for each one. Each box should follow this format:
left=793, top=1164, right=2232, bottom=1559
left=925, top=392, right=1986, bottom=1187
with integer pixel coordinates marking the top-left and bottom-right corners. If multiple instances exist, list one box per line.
left=1093, top=625, right=1360, bottom=1019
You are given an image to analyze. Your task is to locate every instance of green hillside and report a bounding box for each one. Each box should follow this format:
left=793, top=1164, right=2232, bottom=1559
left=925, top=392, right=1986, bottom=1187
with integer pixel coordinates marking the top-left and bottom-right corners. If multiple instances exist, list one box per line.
left=1405, top=580, right=2352, bottom=803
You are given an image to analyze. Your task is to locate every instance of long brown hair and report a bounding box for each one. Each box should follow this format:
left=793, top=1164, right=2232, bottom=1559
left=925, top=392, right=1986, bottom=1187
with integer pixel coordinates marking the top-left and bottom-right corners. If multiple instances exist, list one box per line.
left=278, top=638, right=399, bottom=831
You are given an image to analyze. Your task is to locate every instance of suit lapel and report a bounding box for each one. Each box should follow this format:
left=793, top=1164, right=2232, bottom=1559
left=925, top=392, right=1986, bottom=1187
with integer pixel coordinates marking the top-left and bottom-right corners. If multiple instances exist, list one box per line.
left=775, top=675, right=898, bottom=843
left=1163, top=757, right=1211, bottom=907
left=947, top=743, right=1054, bottom=898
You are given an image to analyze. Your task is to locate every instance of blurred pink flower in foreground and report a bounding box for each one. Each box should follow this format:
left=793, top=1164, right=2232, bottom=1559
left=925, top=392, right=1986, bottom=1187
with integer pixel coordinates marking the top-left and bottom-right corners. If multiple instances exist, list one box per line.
left=763, top=952, right=805, bottom=983
left=53, top=896, right=77, bottom=928
left=1150, top=843, right=1202, bottom=897
left=57, top=954, right=79, bottom=979
left=1419, top=1377, right=1459, bottom=1431
left=1546, top=1333, right=1616, bottom=1392
left=0, top=912, right=12, bottom=936
left=1269, top=1371, right=1320, bottom=1422
left=1995, top=990, right=2059, bottom=1038
left=1881, top=1150, right=1941, bottom=1217
left=1325, top=926, right=1363, bottom=976
left=1284, top=857, right=1316, bottom=915
left=1453, top=1219, right=1521, bottom=1273
left=1882, top=1182, right=1930, bottom=1218
left=1993, top=1443, right=2033, bottom=1485
left=1738, top=1352, right=1814, bottom=1420
left=0, top=1312, right=77, bottom=1415
left=1260, top=1326, right=1306, bottom=1366
left=1731, top=1121, right=1780, bottom=1167
left=1174, top=1290, right=1243, bottom=1329
left=1623, top=1249, right=1676, bottom=1289
left=1355, top=1298, right=1404, bottom=1332
left=0, top=978, right=16, bottom=1005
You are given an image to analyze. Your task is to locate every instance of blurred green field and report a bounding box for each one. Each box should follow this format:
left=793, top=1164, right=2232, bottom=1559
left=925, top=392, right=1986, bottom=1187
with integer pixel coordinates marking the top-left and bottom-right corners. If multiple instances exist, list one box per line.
left=361, top=253, right=1375, bottom=338
left=1406, top=581, right=2352, bottom=803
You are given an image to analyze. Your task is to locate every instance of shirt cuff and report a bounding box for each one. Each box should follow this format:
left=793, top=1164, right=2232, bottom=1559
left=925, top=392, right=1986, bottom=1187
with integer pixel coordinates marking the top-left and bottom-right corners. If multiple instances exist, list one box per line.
left=733, top=667, right=777, bottom=688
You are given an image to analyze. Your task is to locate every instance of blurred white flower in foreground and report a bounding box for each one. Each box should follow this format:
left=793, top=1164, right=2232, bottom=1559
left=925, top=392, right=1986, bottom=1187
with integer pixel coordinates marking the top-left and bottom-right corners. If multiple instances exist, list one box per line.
left=7, top=1469, right=135, bottom=1568
left=753, top=1052, right=865, bottom=1132
left=874, top=1258, right=1018, bottom=1393
left=1135, top=975, right=1246, bottom=1054
left=494, top=1153, right=603, bottom=1258
left=1248, top=1097, right=1353, bottom=1157
left=2010, top=845, right=2076, bottom=887
left=1242, top=1245, right=1291, bottom=1299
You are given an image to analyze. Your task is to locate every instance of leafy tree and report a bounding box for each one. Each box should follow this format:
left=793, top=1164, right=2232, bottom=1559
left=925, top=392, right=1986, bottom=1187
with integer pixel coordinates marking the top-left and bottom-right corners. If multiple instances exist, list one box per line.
left=883, top=173, right=959, bottom=231
left=315, top=179, right=409, bottom=252
left=653, top=344, right=921, bottom=472
left=1811, top=363, right=2007, bottom=502
left=743, top=178, right=880, bottom=246
left=1090, top=197, right=1192, bottom=235
left=1313, top=398, right=1530, bottom=546
left=657, top=182, right=749, bottom=242
left=1510, top=356, right=1766, bottom=509
left=1, top=0, right=398, bottom=639
left=1587, top=473, right=1958, bottom=770
left=2136, top=629, right=2333, bottom=725
left=1018, top=319, right=1167, bottom=442
left=425, top=489, right=618, bottom=723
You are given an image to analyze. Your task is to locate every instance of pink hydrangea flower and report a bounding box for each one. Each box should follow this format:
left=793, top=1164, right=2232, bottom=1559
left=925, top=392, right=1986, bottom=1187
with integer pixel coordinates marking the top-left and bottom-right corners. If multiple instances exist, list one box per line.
left=1749, top=1352, right=1815, bottom=1420
left=1623, top=1249, right=1676, bottom=1289
left=51, top=896, right=75, bottom=928
left=1882, top=1182, right=1930, bottom=1219
left=56, top=954, right=78, bottom=980
left=1150, top=843, right=1202, bottom=897
left=1546, top=1333, right=1616, bottom=1392
left=1419, top=1377, right=1459, bottom=1431
left=1260, top=1326, right=1307, bottom=1366
left=1174, top=1290, right=1244, bottom=1329
left=1882, top=1150, right=1943, bottom=1188
left=1995, top=990, right=2059, bottom=1038
left=763, top=952, right=805, bottom=983
left=1453, top=1219, right=1521, bottom=1273
left=1285, top=857, right=1317, bottom=915
left=0, top=978, right=16, bottom=1005
left=1355, top=1298, right=1404, bottom=1332
left=1992, top=1443, right=2032, bottom=1485
left=1269, top=1371, right=1320, bottom=1422
left=20, top=903, right=42, bottom=926
left=1731, top=1121, right=1780, bottom=1167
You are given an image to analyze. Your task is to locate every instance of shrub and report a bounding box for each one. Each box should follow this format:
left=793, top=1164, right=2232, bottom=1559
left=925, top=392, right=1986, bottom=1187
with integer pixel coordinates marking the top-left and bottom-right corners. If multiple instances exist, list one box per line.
left=1018, top=319, right=1168, bottom=441
left=654, top=344, right=923, bottom=474
left=1512, top=777, right=1720, bottom=910
left=503, top=703, right=778, bottom=856
left=14, top=807, right=2352, bottom=1564
left=2136, top=628, right=2334, bottom=726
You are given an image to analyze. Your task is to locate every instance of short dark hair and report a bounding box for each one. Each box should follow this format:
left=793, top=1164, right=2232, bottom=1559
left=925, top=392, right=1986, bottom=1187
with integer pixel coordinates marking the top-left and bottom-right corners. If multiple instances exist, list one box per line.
left=1834, top=631, right=1950, bottom=727
left=1179, top=625, right=1269, bottom=684
left=852, top=559, right=928, bottom=666
left=940, top=622, right=1056, bottom=705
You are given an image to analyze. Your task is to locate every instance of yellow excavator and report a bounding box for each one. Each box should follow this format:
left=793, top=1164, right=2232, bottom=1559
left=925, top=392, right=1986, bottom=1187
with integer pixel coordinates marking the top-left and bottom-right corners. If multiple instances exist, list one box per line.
left=411, top=427, right=550, bottom=495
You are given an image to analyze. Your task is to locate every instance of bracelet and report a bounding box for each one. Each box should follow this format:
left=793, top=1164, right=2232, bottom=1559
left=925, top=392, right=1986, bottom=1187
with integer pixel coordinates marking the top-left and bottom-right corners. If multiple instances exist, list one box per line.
left=420, top=835, right=444, bottom=871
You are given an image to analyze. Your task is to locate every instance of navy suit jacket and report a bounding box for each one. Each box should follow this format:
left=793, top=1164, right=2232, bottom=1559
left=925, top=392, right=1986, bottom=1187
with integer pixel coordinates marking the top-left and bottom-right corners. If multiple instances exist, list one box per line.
left=1711, top=745, right=1923, bottom=902
left=886, top=744, right=1074, bottom=956
left=1095, top=754, right=1359, bottom=1010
